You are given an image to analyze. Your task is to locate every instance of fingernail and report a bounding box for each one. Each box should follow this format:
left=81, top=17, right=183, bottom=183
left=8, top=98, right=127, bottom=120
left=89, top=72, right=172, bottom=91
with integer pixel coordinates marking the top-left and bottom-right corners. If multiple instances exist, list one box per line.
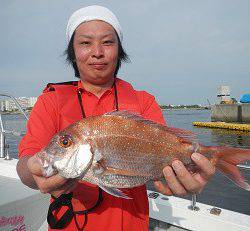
left=154, top=181, right=160, bottom=187
left=172, top=160, right=182, bottom=170
left=163, top=167, right=172, bottom=176
left=191, top=152, right=202, bottom=161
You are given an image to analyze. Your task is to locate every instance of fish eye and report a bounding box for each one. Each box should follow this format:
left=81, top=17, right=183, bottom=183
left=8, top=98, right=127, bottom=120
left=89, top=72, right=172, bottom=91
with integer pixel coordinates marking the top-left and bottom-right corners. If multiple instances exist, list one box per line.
left=59, top=135, right=72, bottom=148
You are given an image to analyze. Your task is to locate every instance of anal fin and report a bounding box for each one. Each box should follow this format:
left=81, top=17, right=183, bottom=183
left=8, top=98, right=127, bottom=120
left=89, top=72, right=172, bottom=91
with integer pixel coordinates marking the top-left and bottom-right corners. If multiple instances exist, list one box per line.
left=99, top=185, right=132, bottom=199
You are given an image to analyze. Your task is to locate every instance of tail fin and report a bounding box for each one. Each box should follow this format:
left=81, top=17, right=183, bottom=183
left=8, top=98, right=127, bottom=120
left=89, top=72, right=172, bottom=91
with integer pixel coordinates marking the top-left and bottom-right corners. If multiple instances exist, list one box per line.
left=212, top=146, right=250, bottom=191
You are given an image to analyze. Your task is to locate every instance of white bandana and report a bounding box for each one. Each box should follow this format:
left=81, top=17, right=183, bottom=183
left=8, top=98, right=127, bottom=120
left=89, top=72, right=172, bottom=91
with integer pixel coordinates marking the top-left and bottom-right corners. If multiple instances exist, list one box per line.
left=66, top=5, right=123, bottom=43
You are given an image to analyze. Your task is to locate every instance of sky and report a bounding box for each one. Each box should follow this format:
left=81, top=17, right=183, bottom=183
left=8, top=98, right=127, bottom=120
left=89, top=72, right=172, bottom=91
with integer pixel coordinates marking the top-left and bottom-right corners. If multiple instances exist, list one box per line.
left=1, top=0, right=250, bottom=105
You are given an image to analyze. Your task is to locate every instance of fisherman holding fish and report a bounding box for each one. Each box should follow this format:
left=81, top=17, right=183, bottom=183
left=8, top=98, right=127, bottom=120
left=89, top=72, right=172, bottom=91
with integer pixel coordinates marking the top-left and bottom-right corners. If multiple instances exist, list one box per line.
left=17, top=5, right=219, bottom=231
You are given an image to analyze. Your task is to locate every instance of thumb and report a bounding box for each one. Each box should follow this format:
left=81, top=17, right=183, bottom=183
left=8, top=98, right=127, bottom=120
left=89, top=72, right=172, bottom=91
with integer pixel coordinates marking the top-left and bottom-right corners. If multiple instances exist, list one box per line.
left=27, top=155, right=44, bottom=176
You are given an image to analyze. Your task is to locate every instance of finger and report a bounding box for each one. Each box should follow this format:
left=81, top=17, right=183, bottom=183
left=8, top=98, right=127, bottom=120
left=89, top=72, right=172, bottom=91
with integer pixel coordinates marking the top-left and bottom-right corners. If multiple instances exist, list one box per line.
left=28, top=154, right=58, bottom=178
left=51, top=178, right=77, bottom=193
left=154, top=180, right=173, bottom=196
left=163, top=165, right=187, bottom=196
left=192, top=174, right=206, bottom=193
left=51, top=180, right=78, bottom=198
left=27, top=155, right=44, bottom=176
left=33, top=174, right=69, bottom=194
left=191, top=153, right=216, bottom=180
left=171, top=161, right=200, bottom=194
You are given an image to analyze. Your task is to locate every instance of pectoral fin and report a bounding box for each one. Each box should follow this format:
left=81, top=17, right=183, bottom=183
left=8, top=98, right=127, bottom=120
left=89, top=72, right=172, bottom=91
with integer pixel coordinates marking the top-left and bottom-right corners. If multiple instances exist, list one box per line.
left=93, top=161, right=150, bottom=178
left=99, top=185, right=132, bottom=199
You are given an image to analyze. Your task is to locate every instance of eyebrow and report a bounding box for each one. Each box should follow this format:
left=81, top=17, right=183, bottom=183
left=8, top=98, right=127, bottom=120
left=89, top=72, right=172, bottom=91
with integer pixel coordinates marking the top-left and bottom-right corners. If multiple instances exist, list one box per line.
left=77, top=33, right=116, bottom=39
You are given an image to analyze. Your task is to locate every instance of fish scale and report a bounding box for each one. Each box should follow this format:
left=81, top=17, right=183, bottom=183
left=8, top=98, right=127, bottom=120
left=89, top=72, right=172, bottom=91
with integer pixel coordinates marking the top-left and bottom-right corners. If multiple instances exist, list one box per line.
left=37, top=110, right=250, bottom=198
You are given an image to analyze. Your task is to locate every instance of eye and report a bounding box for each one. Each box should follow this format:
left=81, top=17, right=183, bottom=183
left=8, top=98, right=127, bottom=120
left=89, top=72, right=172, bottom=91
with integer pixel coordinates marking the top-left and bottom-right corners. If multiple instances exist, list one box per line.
left=59, top=135, right=73, bottom=148
left=103, top=40, right=114, bottom=45
left=80, top=41, right=90, bottom=45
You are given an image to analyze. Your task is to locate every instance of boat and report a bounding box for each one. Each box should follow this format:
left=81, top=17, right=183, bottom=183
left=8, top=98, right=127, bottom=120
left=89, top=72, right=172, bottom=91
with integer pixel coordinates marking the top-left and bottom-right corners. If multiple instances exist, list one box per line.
left=0, top=93, right=250, bottom=231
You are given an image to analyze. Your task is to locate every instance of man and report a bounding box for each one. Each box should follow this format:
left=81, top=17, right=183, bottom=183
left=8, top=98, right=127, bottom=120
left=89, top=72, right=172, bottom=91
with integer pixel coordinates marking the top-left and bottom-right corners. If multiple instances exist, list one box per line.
left=17, top=5, right=215, bottom=230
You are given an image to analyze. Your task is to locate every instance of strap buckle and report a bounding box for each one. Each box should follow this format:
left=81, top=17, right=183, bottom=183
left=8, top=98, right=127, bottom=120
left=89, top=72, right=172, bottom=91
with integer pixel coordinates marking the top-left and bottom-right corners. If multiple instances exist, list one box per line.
left=47, top=192, right=74, bottom=229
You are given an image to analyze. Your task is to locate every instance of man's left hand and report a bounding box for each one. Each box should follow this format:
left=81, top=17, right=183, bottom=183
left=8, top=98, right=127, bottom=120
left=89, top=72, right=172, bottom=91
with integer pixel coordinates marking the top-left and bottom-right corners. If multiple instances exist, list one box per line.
left=154, top=153, right=215, bottom=196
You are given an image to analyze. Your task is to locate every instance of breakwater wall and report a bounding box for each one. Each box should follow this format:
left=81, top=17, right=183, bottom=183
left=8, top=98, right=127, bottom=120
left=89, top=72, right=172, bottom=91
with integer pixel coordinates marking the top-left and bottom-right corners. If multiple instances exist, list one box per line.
left=211, top=104, right=250, bottom=123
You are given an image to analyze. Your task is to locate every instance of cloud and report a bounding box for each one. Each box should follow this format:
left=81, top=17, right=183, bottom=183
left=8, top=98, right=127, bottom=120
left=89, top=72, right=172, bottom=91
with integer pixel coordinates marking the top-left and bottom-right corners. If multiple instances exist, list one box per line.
left=1, top=0, right=250, bottom=104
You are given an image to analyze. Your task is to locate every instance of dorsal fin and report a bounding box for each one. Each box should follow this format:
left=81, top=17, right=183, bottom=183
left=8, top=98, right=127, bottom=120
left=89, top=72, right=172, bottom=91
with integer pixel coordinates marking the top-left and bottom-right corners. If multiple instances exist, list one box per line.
left=104, top=110, right=197, bottom=142
left=104, top=110, right=141, bottom=119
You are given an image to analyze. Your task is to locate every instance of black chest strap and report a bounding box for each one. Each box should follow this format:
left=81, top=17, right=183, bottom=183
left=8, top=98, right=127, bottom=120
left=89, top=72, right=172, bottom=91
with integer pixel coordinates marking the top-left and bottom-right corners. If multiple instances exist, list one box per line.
left=47, top=188, right=103, bottom=230
left=46, top=79, right=118, bottom=230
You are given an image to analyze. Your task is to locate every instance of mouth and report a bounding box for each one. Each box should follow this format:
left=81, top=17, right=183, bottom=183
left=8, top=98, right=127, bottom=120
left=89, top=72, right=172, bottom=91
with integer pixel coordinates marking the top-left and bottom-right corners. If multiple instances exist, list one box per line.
left=89, top=63, right=107, bottom=70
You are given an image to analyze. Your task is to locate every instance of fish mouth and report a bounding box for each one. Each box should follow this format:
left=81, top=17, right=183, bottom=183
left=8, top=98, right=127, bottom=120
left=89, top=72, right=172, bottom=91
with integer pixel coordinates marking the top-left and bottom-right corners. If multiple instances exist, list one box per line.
left=36, top=149, right=57, bottom=177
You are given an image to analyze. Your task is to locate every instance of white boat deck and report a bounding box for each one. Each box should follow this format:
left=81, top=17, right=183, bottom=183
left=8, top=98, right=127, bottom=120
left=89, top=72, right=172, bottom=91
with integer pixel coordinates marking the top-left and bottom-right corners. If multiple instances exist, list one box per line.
left=0, top=158, right=50, bottom=231
left=148, top=190, right=250, bottom=231
left=0, top=158, right=249, bottom=231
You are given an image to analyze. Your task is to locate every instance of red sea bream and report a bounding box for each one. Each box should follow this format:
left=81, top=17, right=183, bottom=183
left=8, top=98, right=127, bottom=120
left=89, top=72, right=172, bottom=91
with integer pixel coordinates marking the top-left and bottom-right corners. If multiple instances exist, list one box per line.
left=37, top=111, right=250, bottom=198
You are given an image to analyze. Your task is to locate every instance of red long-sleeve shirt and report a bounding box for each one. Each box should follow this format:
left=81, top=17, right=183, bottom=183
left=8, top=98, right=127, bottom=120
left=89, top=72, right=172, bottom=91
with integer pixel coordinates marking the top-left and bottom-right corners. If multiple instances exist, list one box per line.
left=19, top=78, right=166, bottom=231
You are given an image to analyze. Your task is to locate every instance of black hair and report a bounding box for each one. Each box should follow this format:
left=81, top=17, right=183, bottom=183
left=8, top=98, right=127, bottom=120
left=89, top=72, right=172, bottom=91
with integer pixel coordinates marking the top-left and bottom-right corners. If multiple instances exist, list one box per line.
left=64, top=32, right=130, bottom=78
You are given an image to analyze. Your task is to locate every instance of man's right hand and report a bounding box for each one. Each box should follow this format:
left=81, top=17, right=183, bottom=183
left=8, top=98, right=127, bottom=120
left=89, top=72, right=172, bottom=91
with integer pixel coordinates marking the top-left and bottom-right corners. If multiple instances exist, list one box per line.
left=17, top=155, right=77, bottom=198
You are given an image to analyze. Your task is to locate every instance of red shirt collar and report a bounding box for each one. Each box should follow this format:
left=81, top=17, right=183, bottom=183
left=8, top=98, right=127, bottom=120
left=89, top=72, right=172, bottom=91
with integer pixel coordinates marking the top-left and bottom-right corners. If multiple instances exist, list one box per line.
left=77, top=78, right=121, bottom=94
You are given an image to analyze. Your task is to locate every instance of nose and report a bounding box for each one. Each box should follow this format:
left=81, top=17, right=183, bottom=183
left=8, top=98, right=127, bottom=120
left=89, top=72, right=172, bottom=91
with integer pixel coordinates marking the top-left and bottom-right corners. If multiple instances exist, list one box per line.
left=91, top=43, right=104, bottom=59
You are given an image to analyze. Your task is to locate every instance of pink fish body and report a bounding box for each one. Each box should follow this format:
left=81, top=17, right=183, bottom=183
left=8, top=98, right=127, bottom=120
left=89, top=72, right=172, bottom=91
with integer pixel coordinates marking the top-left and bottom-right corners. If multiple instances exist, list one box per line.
left=37, top=111, right=250, bottom=198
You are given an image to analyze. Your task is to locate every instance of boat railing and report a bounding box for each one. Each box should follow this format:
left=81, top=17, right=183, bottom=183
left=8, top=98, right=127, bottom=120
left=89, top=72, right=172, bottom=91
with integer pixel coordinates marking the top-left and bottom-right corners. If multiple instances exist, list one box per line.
left=0, top=93, right=250, bottom=230
left=238, top=164, right=250, bottom=170
left=0, top=93, right=28, bottom=159
left=0, top=93, right=249, bottom=202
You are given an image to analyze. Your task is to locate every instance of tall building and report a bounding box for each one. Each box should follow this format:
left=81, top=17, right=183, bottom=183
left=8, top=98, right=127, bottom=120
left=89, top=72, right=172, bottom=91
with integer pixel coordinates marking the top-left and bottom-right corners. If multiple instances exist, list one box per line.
left=0, top=97, right=38, bottom=111
left=18, top=97, right=29, bottom=109
left=28, top=97, right=37, bottom=107
left=3, top=100, right=15, bottom=111
left=0, top=100, right=6, bottom=111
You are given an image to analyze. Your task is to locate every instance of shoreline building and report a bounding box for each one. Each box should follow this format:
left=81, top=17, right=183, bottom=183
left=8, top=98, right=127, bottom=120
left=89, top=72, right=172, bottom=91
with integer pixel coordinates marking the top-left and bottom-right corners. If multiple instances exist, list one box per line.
left=0, top=97, right=38, bottom=111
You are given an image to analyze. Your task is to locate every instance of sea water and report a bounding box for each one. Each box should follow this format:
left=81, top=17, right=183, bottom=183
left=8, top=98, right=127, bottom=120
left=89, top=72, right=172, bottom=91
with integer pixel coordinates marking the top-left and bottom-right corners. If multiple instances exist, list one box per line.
left=1, top=110, right=250, bottom=215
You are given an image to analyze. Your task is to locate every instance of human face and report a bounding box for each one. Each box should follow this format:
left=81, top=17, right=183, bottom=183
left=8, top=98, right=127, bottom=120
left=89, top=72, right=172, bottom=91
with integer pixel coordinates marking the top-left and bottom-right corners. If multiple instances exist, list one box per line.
left=73, top=20, right=119, bottom=85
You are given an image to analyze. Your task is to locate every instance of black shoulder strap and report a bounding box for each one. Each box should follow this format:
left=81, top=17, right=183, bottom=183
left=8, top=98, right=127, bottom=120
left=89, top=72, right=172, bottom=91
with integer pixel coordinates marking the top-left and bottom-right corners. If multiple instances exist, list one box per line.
left=46, top=79, right=107, bottom=230
left=47, top=189, right=103, bottom=230
left=47, top=192, right=74, bottom=229
left=44, top=81, right=78, bottom=92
